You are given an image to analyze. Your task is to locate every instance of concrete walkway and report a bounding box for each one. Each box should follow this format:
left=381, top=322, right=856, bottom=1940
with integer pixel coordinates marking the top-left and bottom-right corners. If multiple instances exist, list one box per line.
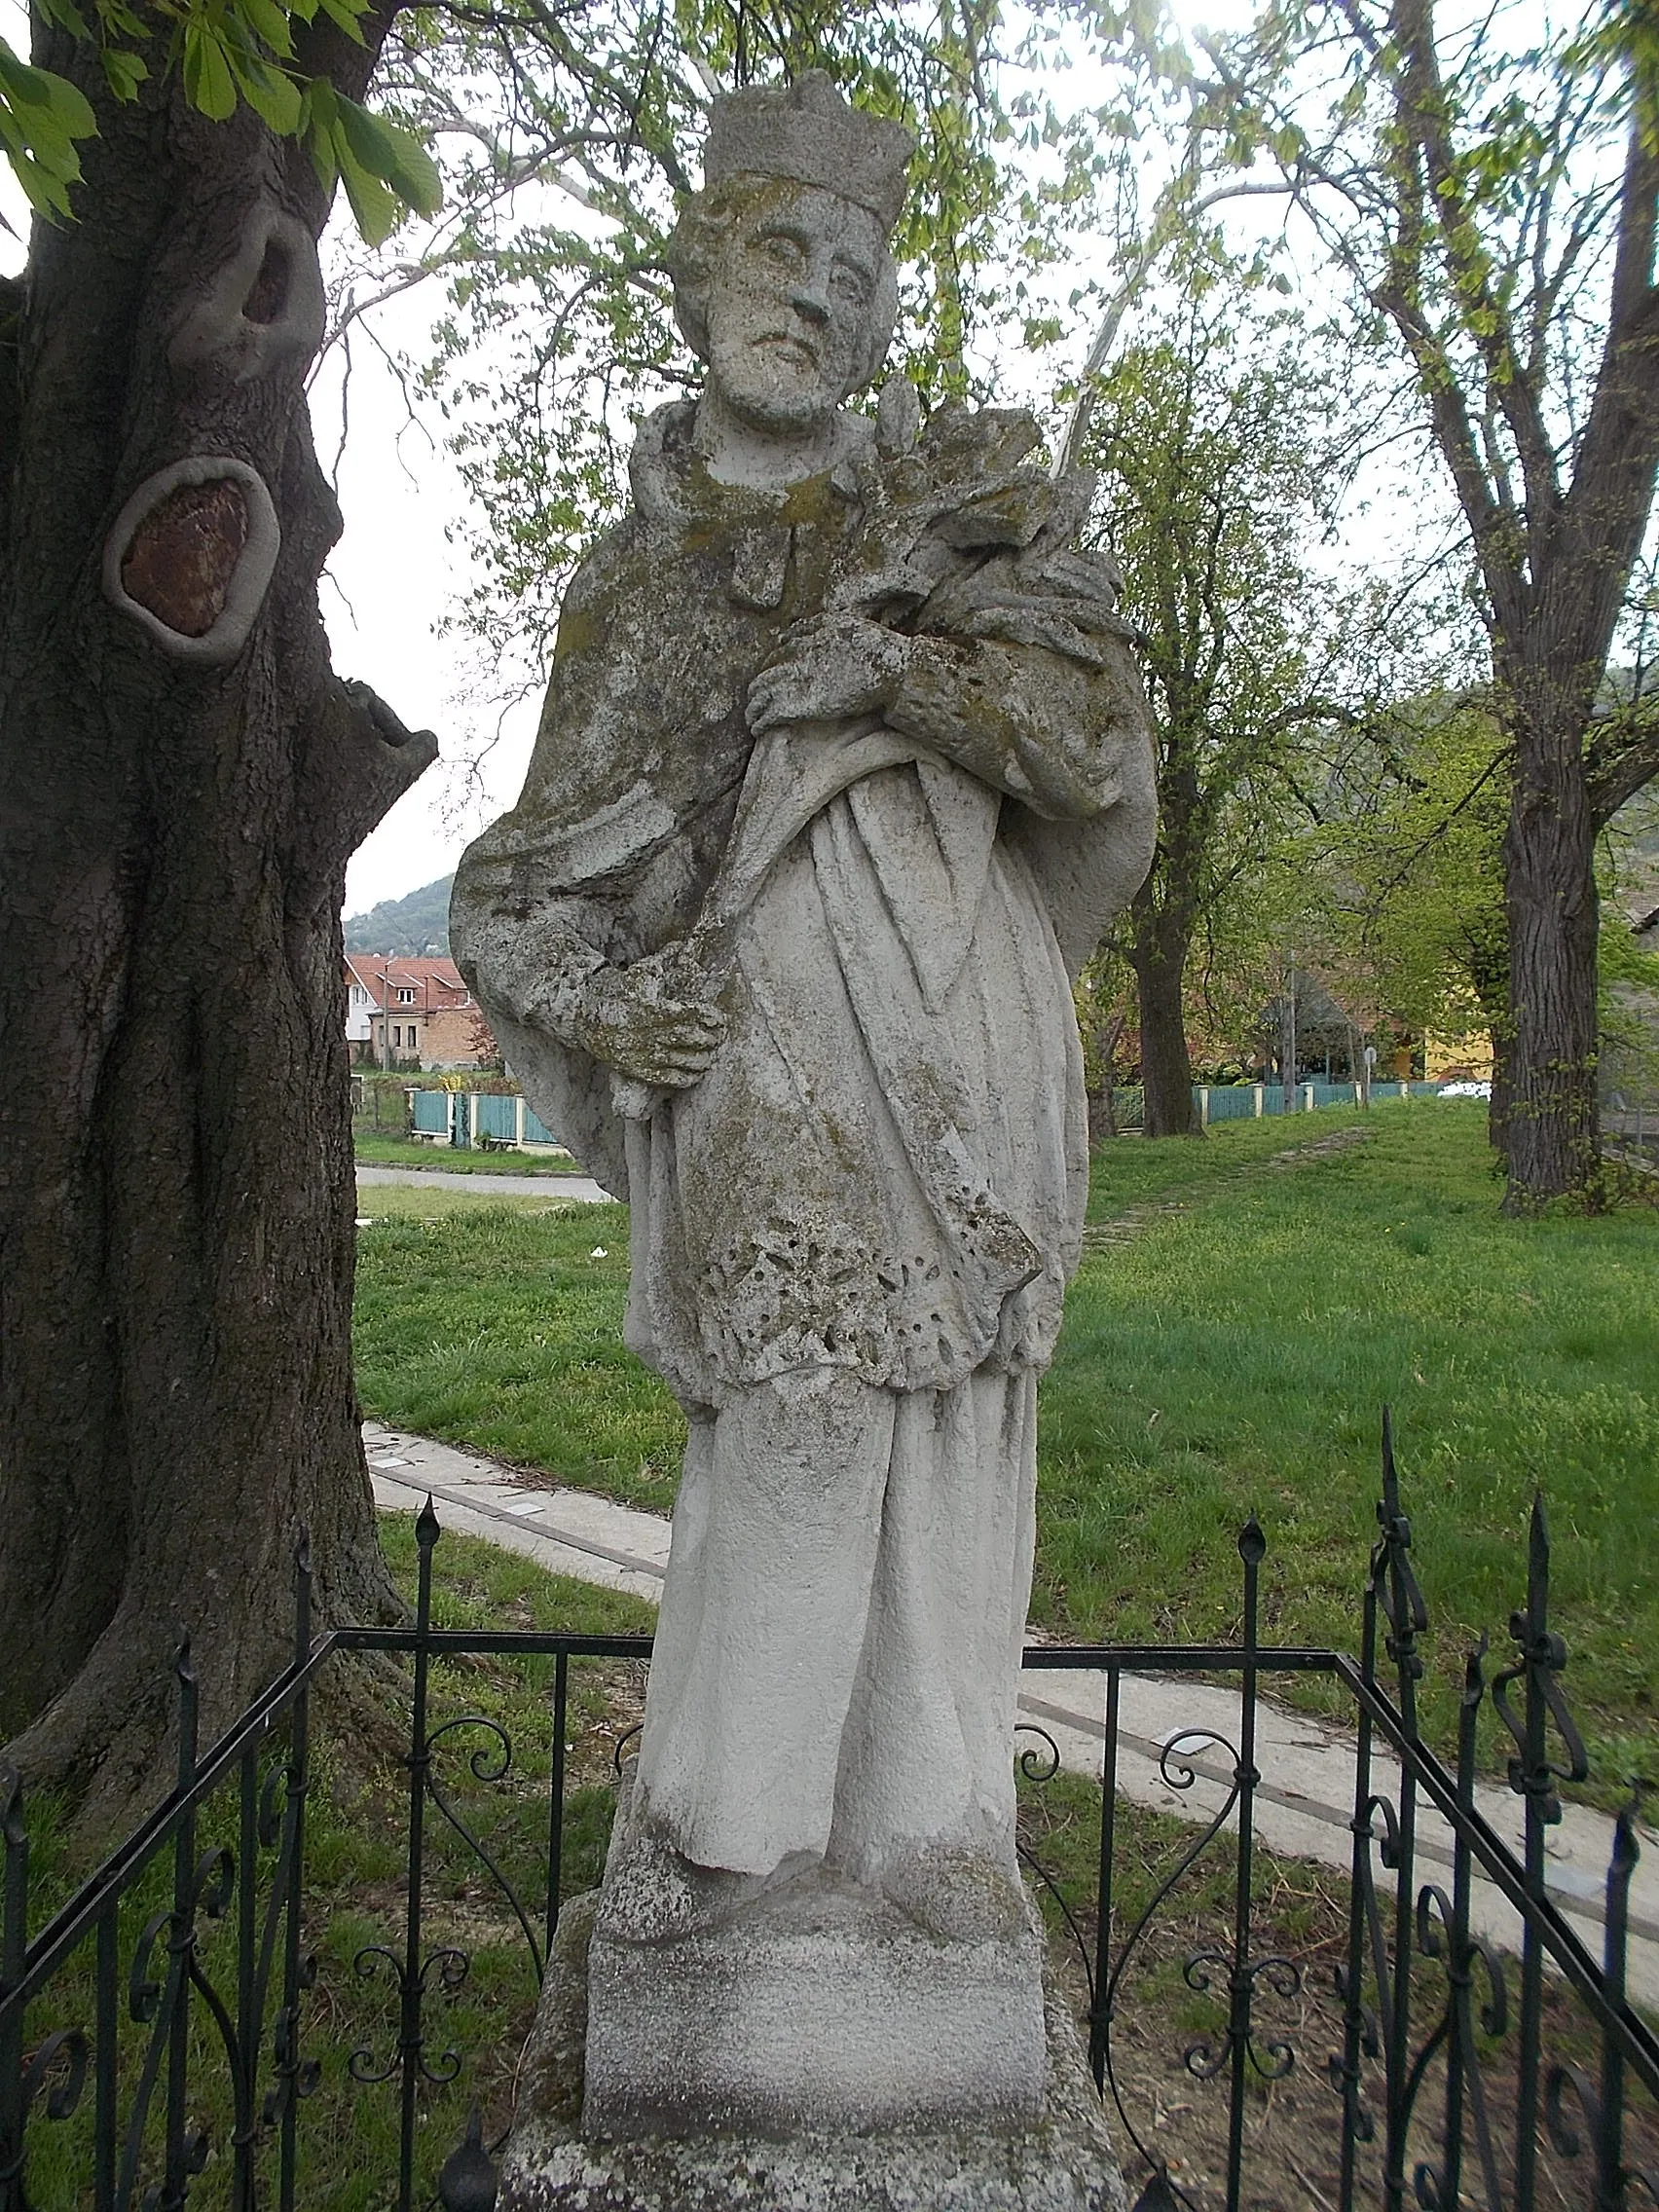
left=356, top=1165, right=616, bottom=1203
left=365, top=1419, right=1659, bottom=2004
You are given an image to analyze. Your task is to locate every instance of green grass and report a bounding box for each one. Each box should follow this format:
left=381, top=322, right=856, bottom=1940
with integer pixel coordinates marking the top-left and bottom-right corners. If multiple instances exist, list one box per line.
left=354, top=1188, right=678, bottom=1506
left=1045, top=1100, right=1659, bottom=1781
left=354, top=1130, right=586, bottom=1174
left=351, top=1102, right=1659, bottom=1782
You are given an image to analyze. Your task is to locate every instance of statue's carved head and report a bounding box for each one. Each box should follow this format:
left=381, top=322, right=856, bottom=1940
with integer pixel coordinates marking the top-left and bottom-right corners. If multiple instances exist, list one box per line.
left=667, top=74, right=913, bottom=433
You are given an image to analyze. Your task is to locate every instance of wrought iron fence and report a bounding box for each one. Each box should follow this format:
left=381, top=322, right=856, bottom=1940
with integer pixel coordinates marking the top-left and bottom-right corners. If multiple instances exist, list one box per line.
left=1, top=1421, right=1653, bottom=2210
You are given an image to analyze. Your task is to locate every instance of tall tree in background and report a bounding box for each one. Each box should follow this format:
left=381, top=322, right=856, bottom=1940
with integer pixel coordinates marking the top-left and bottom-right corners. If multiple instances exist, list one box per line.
left=1083, top=281, right=1374, bottom=1135
left=1194, top=0, right=1659, bottom=1207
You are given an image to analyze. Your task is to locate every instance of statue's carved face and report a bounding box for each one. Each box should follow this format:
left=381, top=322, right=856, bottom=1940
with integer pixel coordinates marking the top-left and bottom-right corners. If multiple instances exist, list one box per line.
left=704, top=183, right=887, bottom=434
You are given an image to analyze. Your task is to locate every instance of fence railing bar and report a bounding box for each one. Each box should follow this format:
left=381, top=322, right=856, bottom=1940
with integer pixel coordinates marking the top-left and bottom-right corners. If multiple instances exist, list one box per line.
left=1088, top=1664, right=1121, bottom=2092
left=1224, top=1519, right=1267, bottom=2212
left=399, top=1499, right=438, bottom=2212
left=1333, top=1659, right=1659, bottom=2093
left=547, top=1651, right=569, bottom=1958
left=0, top=1767, right=26, bottom=2212
left=272, top=1529, right=315, bottom=2212
left=1020, top=1644, right=1340, bottom=1673
left=330, top=1627, right=654, bottom=1660
left=2, top=1650, right=334, bottom=2012
left=93, top=1902, right=117, bottom=2212
left=1380, top=1415, right=1426, bottom=2212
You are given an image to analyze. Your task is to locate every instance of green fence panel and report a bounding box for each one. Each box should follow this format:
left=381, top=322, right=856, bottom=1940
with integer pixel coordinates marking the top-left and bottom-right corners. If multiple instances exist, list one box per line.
left=476, top=1092, right=518, bottom=1142
left=410, top=1089, right=448, bottom=1135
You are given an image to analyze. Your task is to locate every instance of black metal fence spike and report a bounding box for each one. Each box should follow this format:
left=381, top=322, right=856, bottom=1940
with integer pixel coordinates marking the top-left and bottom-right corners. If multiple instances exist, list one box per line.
left=417, top=1493, right=441, bottom=1547
left=437, top=2106, right=498, bottom=2212
left=1237, top=1514, right=1267, bottom=1566
left=1128, top=2164, right=1186, bottom=2212
left=295, top=1522, right=311, bottom=1576
left=1461, top=1633, right=1489, bottom=1707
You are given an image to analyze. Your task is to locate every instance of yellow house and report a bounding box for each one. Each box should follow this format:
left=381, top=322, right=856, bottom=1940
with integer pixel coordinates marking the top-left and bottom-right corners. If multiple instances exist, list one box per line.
left=1423, top=1027, right=1494, bottom=1081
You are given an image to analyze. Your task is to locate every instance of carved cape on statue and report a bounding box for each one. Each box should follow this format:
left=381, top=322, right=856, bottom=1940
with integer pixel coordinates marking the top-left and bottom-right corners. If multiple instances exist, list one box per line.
left=453, top=391, right=1154, bottom=1247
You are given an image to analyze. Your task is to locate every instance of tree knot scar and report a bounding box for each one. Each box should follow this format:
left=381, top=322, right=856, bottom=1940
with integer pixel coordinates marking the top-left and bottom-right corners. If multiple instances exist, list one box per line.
left=102, top=457, right=281, bottom=667
left=243, top=239, right=290, bottom=325
left=120, top=477, right=250, bottom=637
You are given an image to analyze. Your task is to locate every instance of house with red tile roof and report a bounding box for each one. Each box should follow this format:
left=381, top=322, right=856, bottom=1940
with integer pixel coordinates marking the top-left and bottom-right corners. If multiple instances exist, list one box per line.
left=344, top=955, right=496, bottom=1070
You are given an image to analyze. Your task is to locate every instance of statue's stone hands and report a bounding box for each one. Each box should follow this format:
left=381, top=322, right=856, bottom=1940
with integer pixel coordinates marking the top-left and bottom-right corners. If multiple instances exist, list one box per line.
left=572, top=951, right=727, bottom=1088
left=745, top=613, right=911, bottom=734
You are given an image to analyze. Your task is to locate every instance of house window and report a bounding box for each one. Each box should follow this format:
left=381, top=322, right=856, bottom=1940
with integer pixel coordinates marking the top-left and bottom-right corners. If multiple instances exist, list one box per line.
left=397, top=987, right=417, bottom=1004
left=392, top=1025, right=402, bottom=1048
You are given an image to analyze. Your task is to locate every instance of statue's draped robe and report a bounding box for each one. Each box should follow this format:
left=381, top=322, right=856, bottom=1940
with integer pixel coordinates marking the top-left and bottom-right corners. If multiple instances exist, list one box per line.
left=453, top=401, right=1155, bottom=1882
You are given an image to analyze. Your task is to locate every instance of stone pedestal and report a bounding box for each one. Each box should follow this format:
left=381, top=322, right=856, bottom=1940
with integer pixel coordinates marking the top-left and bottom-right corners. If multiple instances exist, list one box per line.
left=586, top=1878, right=1046, bottom=2138
left=498, top=1893, right=1126, bottom=2212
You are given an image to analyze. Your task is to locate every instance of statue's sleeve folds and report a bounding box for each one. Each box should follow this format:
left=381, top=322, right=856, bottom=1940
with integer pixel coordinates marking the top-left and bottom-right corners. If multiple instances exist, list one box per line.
left=887, top=539, right=1155, bottom=825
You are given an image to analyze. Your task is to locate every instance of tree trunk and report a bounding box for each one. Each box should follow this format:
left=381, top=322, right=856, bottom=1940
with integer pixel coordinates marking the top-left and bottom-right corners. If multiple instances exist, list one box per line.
left=1463, top=917, right=1512, bottom=1158
left=1129, top=883, right=1199, bottom=1138
left=1498, top=672, right=1603, bottom=1212
left=0, top=27, right=435, bottom=1823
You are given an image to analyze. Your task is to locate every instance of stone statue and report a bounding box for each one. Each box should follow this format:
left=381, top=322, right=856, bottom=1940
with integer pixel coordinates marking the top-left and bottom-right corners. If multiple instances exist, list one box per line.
left=453, top=70, right=1155, bottom=2166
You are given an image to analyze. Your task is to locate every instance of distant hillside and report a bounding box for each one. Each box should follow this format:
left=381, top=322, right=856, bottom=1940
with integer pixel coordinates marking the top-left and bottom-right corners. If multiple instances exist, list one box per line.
left=344, top=873, right=454, bottom=955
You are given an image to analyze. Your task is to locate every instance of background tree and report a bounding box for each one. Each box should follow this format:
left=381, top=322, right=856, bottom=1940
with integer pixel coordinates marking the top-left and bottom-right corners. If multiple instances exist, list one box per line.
left=1081, top=274, right=1380, bottom=1135
left=1184, top=0, right=1659, bottom=1207
left=1322, top=697, right=1511, bottom=1116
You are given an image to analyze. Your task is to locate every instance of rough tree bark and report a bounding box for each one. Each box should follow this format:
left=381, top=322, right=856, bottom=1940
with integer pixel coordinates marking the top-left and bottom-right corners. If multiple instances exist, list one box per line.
left=1126, top=746, right=1202, bottom=1139
left=0, top=14, right=435, bottom=1822
left=1128, top=878, right=1200, bottom=1138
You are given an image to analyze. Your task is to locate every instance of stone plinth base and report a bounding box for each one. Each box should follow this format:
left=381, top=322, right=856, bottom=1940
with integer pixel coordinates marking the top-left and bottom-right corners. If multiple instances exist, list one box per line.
left=586, top=1878, right=1046, bottom=2138
left=498, top=1894, right=1126, bottom=2212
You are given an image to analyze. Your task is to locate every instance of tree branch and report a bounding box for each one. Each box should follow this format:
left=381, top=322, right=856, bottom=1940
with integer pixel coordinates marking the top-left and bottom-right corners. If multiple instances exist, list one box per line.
left=1586, top=692, right=1659, bottom=827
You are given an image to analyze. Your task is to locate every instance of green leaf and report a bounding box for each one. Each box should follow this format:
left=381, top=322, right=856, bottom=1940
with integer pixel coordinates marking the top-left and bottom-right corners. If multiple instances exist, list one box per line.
left=0, top=108, right=75, bottom=215
left=336, top=92, right=441, bottom=215
left=0, top=46, right=96, bottom=139
left=32, top=0, right=92, bottom=42
left=334, top=124, right=399, bottom=242
left=233, top=0, right=295, bottom=57
left=313, top=0, right=368, bottom=45
left=182, top=21, right=238, bottom=120
left=99, top=45, right=148, bottom=99
left=230, top=52, right=302, bottom=133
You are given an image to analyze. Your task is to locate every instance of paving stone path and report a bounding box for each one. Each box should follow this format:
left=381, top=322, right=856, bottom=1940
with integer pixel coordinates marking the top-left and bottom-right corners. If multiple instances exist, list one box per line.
left=365, top=1410, right=1658, bottom=2003
left=356, top=1164, right=615, bottom=1202
left=1080, top=1122, right=1376, bottom=1254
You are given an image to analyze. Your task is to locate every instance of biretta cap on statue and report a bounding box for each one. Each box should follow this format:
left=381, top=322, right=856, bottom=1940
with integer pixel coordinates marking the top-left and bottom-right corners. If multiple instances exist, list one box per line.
left=703, top=70, right=915, bottom=233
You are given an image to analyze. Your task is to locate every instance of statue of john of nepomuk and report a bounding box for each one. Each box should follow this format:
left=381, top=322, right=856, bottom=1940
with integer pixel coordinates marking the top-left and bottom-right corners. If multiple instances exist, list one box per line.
left=453, top=69, right=1156, bottom=2096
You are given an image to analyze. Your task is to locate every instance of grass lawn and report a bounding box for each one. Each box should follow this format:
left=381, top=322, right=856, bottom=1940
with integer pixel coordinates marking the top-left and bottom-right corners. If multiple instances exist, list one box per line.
left=354, top=1130, right=587, bottom=1174
left=352, top=1101, right=1659, bottom=1782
